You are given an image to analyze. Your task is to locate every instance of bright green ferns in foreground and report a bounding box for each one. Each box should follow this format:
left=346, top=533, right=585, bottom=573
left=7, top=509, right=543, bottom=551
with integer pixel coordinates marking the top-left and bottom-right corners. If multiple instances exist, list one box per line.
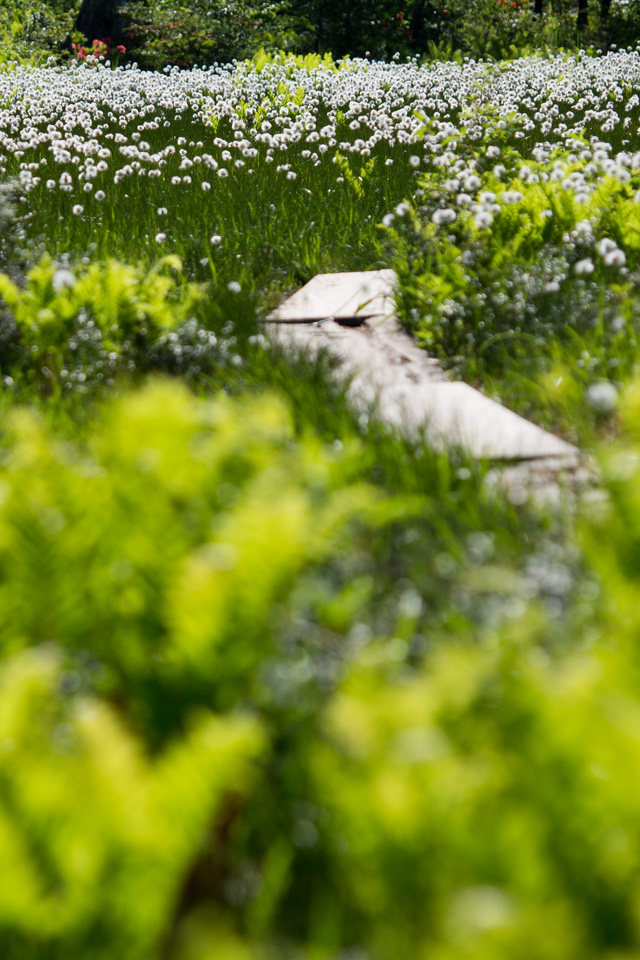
left=2, top=378, right=640, bottom=959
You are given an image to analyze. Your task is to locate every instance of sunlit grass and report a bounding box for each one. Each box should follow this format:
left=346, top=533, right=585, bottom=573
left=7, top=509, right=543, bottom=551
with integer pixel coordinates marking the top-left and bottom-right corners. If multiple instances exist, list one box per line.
left=3, top=51, right=640, bottom=442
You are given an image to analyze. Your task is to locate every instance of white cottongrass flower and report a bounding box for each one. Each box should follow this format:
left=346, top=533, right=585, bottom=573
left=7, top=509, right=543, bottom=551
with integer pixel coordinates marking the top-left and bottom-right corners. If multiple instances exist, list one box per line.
left=286, top=171, right=297, bottom=180
left=574, top=258, right=595, bottom=275
left=157, top=207, right=167, bottom=215
left=218, top=168, right=228, bottom=178
left=474, top=211, right=493, bottom=229
left=587, top=381, right=618, bottom=413
left=155, top=232, right=166, bottom=243
left=604, top=248, right=626, bottom=267
left=382, top=213, right=395, bottom=227
left=95, top=190, right=105, bottom=201
left=83, top=182, right=93, bottom=192
left=201, top=181, right=211, bottom=191
left=395, top=202, right=410, bottom=216
left=597, top=238, right=618, bottom=256
left=2, top=45, right=640, bottom=287
left=501, top=190, right=523, bottom=205
left=72, top=204, right=84, bottom=216
left=52, top=269, right=76, bottom=292
left=432, top=208, right=457, bottom=225
left=227, top=281, right=241, bottom=293
left=171, top=176, right=181, bottom=185
left=210, top=235, right=222, bottom=245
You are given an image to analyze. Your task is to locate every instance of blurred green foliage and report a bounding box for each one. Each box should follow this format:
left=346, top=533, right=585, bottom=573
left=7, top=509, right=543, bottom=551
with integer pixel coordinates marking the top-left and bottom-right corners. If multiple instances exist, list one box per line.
left=0, top=380, right=386, bottom=728
left=1, top=648, right=263, bottom=960
left=0, top=363, right=582, bottom=959
left=4, top=369, right=640, bottom=959
left=0, top=378, right=379, bottom=957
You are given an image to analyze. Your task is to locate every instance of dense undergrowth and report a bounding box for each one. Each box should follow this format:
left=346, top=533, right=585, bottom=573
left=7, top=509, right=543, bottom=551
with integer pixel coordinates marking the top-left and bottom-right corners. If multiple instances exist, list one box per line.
left=4, top=40, right=640, bottom=960
left=4, top=0, right=640, bottom=70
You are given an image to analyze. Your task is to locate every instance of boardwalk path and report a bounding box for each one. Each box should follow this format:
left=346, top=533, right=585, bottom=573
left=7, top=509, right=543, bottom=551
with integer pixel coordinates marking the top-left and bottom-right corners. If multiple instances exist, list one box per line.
left=265, top=270, right=585, bottom=501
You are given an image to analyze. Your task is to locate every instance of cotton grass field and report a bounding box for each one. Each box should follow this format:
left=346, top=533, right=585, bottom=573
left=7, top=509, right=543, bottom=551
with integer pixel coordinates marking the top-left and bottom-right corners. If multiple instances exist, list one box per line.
left=3, top=49, right=640, bottom=430
left=6, top=46, right=640, bottom=960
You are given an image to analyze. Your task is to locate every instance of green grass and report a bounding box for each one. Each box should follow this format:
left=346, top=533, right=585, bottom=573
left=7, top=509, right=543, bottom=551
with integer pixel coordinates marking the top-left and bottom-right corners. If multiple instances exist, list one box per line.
left=5, top=109, right=415, bottom=294
left=5, top=51, right=640, bottom=960
left=4, top=51, right=640, bottom=445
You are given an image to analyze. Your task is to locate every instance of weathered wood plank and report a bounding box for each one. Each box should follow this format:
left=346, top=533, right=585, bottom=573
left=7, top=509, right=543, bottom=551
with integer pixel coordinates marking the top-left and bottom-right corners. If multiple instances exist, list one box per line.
left=268, top=317, right=578, bottom=463
left=268, top=269, right=396, bottom=322
left=265, top=271, right=580, bottom=467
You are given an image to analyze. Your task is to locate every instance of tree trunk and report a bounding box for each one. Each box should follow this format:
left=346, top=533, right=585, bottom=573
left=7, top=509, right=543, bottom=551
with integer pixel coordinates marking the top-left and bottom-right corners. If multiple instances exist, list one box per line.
left=75, top=0, right=121, bottom=41
left=534, top=0, right=543, bottom=14
left=577, top=0, right=588, bottom=29
left=344, top=7, right=352, bottom=57
left=316, top=0, right=324, bottom=53
left=411, top=0, right=427, bottom=49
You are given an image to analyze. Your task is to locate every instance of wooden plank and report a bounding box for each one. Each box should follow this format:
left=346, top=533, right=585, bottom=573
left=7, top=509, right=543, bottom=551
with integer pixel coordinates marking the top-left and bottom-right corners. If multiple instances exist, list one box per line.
left=387, top=381, right=578, bottom=461
left=268, top=270, right=396, bottom=322
left=267, top=310, right=579, bottom=465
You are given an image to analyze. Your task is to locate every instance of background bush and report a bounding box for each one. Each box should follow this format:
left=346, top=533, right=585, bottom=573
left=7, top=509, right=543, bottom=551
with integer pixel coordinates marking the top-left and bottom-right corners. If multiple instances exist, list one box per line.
left=0, top=0, right=77, bottom=65
left=7, top=0, right=640, bottom=70
left=122, top=0, right=307, bottom=71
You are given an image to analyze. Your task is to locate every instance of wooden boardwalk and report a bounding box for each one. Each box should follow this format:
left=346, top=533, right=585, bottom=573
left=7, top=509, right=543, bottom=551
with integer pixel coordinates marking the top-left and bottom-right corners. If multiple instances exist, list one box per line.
left=266, top=270, right=581, bottom=485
